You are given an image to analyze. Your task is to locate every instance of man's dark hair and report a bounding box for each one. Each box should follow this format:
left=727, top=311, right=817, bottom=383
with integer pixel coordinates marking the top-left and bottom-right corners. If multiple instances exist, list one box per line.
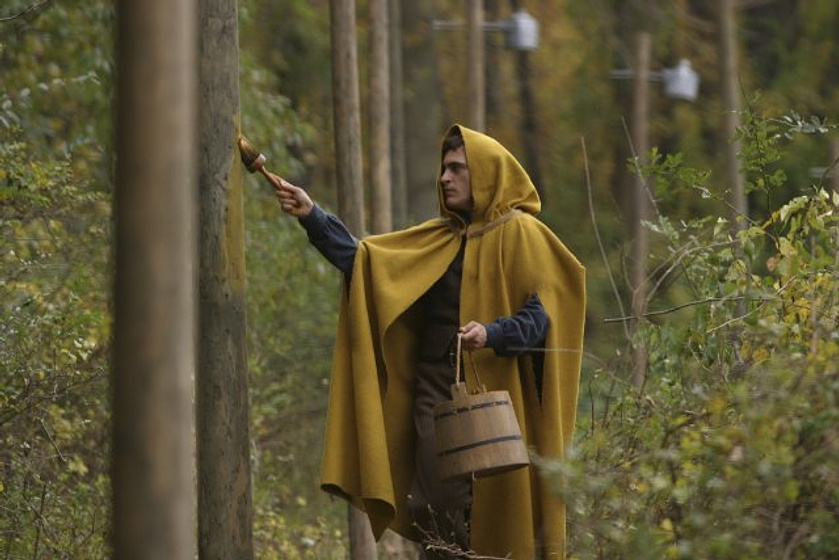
left=442, top=128, right=464, bottom=156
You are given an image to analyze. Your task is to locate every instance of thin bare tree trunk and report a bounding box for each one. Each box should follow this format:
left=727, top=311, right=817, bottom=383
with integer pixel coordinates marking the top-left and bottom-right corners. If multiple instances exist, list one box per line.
left=112, top=0, right=196, bottom=557
left=403, top=0, right=443, bottom=221
left=389, top=0, right=408, bottom=228
left=719, top=0, right=748, bottom=322
left=719, top=0, right=746, bottom=228
left=197, top=0, right=254, bottom=557
left=370, top=5, right=415, bottom=554
left=331, top=0, right=377, bottom=557
left=631, top=31, right=651, bottom=389
left=466, top=0, right=485, bottom=131
left=349, top=506, right=378, bottom=559
left=331, top=0, right=366, bottom=235
left=370, top=0, right=392, bottom=234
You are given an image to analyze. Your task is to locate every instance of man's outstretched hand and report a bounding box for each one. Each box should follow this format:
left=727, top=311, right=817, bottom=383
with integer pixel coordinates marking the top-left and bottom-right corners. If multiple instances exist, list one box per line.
left=271, top=173, right=314, bottom=218
left=460, top=321, right=487, bottom=351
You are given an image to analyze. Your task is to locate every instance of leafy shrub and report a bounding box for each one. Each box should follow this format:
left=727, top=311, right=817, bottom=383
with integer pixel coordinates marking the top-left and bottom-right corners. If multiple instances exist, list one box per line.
left=554, top=108, right=839, bottom=560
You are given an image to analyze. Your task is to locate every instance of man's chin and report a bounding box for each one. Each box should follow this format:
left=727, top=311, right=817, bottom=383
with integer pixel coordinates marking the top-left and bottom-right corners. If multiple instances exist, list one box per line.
left=445, top=198, right=466, bottom=211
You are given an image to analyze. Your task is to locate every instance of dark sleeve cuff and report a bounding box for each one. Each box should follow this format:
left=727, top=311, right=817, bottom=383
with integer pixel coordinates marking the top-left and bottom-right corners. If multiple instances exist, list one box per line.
left=485, top=322, right=503, bottom=351
left=298, top=204, right=328, bottom=237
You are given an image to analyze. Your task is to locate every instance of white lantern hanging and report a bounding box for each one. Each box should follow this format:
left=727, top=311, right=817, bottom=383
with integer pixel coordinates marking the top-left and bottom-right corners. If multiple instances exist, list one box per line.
left=505, top=9, right=539, bottom=51
left=662, top=59, right=700, bottom=102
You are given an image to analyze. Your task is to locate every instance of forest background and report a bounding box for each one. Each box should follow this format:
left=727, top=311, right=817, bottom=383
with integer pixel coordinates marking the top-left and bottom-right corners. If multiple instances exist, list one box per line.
left=2, top=0, right=839, bottom=558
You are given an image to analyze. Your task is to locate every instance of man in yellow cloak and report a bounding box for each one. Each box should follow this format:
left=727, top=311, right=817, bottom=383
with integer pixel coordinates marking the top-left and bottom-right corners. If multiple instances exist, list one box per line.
left=274, top=125, right=585, bottom=559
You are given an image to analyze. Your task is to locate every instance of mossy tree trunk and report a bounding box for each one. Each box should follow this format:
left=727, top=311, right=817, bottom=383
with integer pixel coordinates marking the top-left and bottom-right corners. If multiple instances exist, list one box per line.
left=197, top=0, right=254, bottom=557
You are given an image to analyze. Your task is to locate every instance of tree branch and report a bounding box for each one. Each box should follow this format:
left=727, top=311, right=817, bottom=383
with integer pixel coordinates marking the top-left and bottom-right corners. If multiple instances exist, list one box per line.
left=0, top=0, right=54, bottom=23
left=581, top=136, right=631, bottom=341
left=604, top=295, right=754, bottom=323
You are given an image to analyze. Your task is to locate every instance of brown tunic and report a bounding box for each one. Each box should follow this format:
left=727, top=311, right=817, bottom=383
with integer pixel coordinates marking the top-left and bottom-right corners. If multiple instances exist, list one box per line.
left=407, top=240, right=471, bottom=556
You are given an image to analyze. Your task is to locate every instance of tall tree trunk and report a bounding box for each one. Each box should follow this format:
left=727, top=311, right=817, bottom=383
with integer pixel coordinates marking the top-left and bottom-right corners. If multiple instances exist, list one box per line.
left=331, top=1, right=377, bottom=557
left=631, top=31, right=651, bottom=389
left=389, top=0, right=408, bottom=228
left=370, top=0, right=392, bottom=234
left=719, top=0, right=746, bottom=228
left=484, top=0, right=500, bottom=123
left=112, top=0, right=196, bottom=558
left=719, top=0, right=747, bottom=323
left=370, top=4, right=415, bottom=554
left=403, top=0, right=444, bottom=221
left=197, top=0, right=254, bottom=557
left=466, top=0, right=485, bottom=131
left=332, top=0, right=366, bottom=235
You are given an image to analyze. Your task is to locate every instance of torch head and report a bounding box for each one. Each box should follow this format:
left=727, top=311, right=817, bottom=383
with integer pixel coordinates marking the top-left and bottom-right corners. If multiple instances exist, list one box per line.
left=237, top=136, right=266, bottom=173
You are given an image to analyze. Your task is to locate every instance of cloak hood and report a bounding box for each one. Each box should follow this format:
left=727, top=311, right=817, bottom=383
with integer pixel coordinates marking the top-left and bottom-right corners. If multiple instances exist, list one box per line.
left=437, top=124, right=541, bottom=226
left=320, top=125, right=585, bottom=559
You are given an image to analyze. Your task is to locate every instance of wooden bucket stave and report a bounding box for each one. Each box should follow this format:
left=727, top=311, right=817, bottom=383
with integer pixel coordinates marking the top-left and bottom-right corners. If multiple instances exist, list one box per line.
left=433, top=379, right=530, bottom=482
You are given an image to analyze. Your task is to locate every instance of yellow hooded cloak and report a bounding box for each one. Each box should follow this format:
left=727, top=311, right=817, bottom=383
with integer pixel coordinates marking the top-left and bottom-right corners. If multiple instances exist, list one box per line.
left=320, top=125, right=585, bottom=558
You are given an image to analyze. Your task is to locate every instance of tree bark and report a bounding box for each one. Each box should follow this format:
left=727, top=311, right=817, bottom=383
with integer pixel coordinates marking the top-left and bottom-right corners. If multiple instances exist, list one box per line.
left=331, top=0, right=366, bottom=235
left=197, top=0, right=254, bottom=557
left=370, top=0, right=393, bottom=234
left=403, top=0, right=444, bottom=221
left=112, top=0, right=196, bottom=558
left=389, top=0, right=408, bottom=228
left=719, top=0, right=748, bottom=323
left=631, top=31, right=651, bottom=389
left=466, top=0, right=485, bottom=132
left=719, top=0, right=747, bottom=228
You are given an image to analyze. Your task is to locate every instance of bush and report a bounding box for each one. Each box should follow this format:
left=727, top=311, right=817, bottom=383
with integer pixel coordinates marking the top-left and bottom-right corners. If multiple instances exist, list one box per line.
left=554, top=108, right=839, bottom=560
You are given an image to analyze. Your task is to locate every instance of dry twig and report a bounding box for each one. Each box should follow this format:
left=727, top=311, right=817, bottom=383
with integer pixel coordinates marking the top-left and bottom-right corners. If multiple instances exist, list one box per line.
left=0, top=0, right=54, bottom=23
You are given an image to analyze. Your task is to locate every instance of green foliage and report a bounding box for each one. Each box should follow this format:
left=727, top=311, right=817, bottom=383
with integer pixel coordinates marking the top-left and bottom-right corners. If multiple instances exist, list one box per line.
left=3, top=0, right=839, bottom=557
left=1, top=127, right=110, bottom=558
left=553, top=108, right=839, bottom=559
left=1, top=2, right=114, bottom=556
left=236, top=3, right=348, bottom=554
left=244, top=179, right=349, bottom=558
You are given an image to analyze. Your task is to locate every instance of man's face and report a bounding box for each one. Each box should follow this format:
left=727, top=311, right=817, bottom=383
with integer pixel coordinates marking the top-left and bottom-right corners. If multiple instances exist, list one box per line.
left=440, top=146, right=472, bottom=212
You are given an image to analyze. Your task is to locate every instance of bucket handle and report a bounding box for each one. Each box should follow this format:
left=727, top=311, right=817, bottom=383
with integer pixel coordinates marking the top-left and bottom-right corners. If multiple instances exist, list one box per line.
left=454, top=333, right=486, bottom=392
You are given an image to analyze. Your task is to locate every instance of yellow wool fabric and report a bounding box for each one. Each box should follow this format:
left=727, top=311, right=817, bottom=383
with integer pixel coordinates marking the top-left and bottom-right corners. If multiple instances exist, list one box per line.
left=320, top=125, right=585, bottom=558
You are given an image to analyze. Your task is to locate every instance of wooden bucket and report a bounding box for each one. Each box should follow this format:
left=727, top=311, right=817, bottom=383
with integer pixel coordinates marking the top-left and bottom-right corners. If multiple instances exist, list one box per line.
left=432, top=336, right=530, bottom=482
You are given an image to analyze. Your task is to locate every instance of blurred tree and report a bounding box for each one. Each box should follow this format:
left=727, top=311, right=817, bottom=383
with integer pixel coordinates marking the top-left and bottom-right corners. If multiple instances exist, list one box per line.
left=111, top=0, right=197, bottom=557
left=402, top=0, right=444, bottom=220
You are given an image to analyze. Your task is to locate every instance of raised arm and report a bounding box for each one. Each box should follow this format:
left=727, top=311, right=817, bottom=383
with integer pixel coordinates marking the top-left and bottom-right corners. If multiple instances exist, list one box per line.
left=270, top=173, right=358, bottom=276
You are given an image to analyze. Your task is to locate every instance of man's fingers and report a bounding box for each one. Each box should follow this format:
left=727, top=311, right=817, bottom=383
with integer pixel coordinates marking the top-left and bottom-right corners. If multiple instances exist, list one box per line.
left=460, top=321, right=480, bottom=337
left=279, top=179, right=302, bottom=194
left=459, top=321, right=487, bottom=350
left=266, top=172, right=285, bottom=189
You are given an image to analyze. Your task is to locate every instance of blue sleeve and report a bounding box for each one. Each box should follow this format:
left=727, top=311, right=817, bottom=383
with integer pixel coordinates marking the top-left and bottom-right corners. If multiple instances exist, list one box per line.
left=297, top=204, right=358, bottom=275
left=484, top=293, right=548, bottom=356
